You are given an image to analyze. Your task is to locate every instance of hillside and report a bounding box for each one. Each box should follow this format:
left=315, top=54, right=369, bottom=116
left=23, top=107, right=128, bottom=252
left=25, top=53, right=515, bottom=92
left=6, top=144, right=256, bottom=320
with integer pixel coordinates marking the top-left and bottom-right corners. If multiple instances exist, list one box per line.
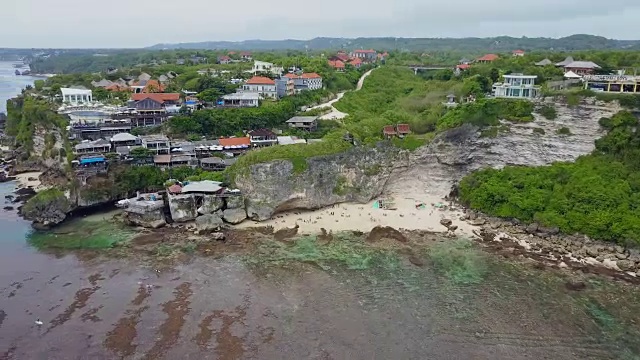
left=147, top=34, right=640, bottom=51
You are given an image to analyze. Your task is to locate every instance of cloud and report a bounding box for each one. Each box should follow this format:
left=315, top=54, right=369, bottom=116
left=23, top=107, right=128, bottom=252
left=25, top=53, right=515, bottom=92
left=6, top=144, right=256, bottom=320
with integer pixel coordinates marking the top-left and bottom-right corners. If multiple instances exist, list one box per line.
left=2, top=0, right=640, bottom=47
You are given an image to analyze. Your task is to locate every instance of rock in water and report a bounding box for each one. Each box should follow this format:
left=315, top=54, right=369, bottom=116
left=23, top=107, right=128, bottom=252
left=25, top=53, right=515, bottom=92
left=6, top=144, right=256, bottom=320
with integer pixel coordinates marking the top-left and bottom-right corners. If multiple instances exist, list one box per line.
left=222, top=208, right=247, bottom=225
left=195, top=214, right=224, bottom=233
left=20, top=189, right=70, bottom=228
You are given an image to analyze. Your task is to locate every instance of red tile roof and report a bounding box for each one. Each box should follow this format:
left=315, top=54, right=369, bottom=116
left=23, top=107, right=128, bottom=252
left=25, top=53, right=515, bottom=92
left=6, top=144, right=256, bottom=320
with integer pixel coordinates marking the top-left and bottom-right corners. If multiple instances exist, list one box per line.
left=283, top=73, right=300, bottom=79
left=143, top=80, right=165, bottom=93
left=301, top=73, right=321, bottom=79
left=218, top=55, right=231, bottom=61
left=168, top=184, right=182, bottom=194
left=336, top=54, right=349, bottom=61
left=354, top=49, right=376, bottom=53
left=396, top=124, right=411, bottom=134
left=106, top=84, right=129, bottom=92
left=349, top=58, right=363, bottom=65
left=240, top=51, right=252, bottom=56
left=228, top=51, right=236, bottom=55
left=248, top=128, right=275, bottom=137
left=456, top=64, right=471, bottom=70
left=513, top=49, right=525, bottom=54
left=328, top=60, right=345, bottom=69
left=246, top=76, right=275, bottom=85
left=218, top=137, right=251, bottom=147
left=383, top=125, right=396, bottom=135
left=477, top=54, right=499, bottom=62
left=131, top=93, right=180, bottom=102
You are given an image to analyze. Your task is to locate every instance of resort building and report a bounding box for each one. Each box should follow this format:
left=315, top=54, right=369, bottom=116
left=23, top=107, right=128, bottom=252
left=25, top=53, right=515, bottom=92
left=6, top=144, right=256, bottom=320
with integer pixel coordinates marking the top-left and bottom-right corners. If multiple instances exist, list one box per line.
left=492, top=74, right=540, bottom=99
left=74, top=139, right=111, bottom=155
left=219, top=92, right=260, bottom=107
left=248, top=129, right=278, bottom=147
left=282, top=73, right=323, bottom=92
left=476, top=54, right=499, bottom=63
left=243, top=76, right=277, bottom=99
left=286, top=116, right=319, bottom=132
left=563, top=61, right=601, bottom=76
left=61, top=88, right=93, bottom=105
left=140, top=135, right=170, bottom=155
left=583, top=74, right=640, bottom=93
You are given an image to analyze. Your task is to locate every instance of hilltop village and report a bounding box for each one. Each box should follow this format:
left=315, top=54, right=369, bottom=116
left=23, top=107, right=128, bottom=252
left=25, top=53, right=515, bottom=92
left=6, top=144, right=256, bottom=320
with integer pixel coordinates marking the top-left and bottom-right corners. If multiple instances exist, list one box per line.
left=2, top=45, right=640, bottom=254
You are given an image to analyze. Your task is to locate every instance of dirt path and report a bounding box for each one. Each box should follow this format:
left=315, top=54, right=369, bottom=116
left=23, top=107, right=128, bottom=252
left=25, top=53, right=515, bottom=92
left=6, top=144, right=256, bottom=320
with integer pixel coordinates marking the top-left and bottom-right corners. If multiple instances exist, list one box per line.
left=307, top=69, right=375, bottom=120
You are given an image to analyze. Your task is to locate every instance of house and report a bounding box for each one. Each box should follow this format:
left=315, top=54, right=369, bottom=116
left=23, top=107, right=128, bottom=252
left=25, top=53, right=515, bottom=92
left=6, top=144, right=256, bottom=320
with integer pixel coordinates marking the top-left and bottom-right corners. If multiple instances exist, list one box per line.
left=564, top=61, right=601, bottom=76
left=444, top=94, right=457, bottom=107
left=141, top=135, right=170, bottom=155
left=243, top=76, right=277, bottom=99
left=220, top=92, right=260, bottom=107
left=190, top=55, right=207, bottom=64
left=217, top=55, right=231, bottom=64
left=333, top=51, right=350, bottom=62
left=535, top=59, right=553, bottom=66
left=382, top=125, right=396, bottom=139
left=91, top=79, right=113, bottom=88
left=476, top=54, right=499, bottom=63
left=131, top=93, right=181, bottom=106
left=350, top=49, right=377, bottom=62
left=512, top=50, right=525, bottom=57
left=396, top=124, right=410, bottom=136
left=282, top=73, right=323, bottom=92
left=154, top=154, right=197, bottom=169
left=555, top=56, right=574, bottom=67
left=74, top=139, right=111, bottom=155
left=240, top=52, right=252, bottom=61
left=61, top=88, right=93, bottom=105
left=459, top=58, right=471, bottom=65
left=199, top=157, right=235, bottom=171
left=377, top=52, right=389, bottom=62
left=286, top=116, right=318, bottom=131
left=348, top=57, right=363, bottom=68
left=456, top=64, right=470, bottom=71
left=275, top=77, right=295, bottom=98
left=328, top=60, right=346, bottom=71
left=248, top=129, right=277, bottom=147
left=492, top=74, right=540, bottom=99
left=110, top=133, right=139, bottom=148
left=252, top=61, right=284, bottom=76
left=74, top=155, right=108, bottom=176
left=583, top=74, right=640, bottom=93
left=218, top=137, right=251, bottom=153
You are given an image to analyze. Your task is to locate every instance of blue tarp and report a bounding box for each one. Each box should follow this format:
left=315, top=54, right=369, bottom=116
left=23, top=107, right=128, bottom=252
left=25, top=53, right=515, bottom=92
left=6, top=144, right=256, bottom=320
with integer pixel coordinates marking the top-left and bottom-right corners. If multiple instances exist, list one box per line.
left=80, top=157, right=106, bottom=164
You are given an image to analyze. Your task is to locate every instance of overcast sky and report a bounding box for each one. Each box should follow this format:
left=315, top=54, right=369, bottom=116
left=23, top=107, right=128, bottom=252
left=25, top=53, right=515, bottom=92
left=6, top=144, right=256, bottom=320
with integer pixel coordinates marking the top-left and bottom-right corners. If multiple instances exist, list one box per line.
left=2, top=0, right=640, bottom=48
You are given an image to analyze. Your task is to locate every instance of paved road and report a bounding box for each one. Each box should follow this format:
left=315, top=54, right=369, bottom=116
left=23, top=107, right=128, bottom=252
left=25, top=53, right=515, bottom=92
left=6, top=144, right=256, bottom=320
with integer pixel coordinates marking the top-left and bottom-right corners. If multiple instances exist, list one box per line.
left=307, top=69, right=375, bottom=120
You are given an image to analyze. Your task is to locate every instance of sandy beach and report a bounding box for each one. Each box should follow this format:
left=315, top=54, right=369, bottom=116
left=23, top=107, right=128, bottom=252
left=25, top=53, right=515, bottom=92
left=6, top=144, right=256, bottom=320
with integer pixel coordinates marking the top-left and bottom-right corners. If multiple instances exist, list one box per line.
left=14, top=171, right=47, bottom=191
left=238, top=194, right=479, bottom=237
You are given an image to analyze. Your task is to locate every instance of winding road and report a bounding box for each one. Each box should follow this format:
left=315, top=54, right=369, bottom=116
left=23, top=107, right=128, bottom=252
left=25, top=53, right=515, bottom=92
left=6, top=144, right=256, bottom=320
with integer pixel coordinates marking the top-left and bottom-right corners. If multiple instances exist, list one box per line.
left=307, top=69, right=375, bottom=120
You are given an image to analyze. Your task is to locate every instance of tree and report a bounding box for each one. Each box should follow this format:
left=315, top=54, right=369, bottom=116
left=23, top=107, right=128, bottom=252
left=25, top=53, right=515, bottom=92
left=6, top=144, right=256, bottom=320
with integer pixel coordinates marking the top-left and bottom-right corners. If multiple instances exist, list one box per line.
left=489, top=68, right=500, bottom=82
left=130, top=147, right=154, bottom=159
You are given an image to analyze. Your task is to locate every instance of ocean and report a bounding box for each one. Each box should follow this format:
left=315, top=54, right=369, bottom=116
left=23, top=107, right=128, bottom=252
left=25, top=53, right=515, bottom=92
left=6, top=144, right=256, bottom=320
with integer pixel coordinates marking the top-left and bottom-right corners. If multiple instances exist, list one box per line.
left=0, top=61, right=40, bottom=113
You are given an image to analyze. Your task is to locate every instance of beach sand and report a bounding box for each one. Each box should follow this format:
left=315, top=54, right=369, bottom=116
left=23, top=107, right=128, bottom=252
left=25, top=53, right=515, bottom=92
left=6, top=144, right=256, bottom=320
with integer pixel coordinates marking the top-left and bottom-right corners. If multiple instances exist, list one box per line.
left=14, top=171, right=47, bottom=191
left=238, top=195, right=479, bottom=237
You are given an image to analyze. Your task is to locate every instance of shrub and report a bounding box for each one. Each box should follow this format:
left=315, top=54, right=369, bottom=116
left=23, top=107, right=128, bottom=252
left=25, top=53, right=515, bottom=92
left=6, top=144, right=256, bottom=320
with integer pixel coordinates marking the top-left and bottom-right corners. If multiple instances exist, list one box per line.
left=538, top=105, right=557, bottom=120
left=556, top=127, right=572, bottom=135
left=532, top=127, right=545, bottom=135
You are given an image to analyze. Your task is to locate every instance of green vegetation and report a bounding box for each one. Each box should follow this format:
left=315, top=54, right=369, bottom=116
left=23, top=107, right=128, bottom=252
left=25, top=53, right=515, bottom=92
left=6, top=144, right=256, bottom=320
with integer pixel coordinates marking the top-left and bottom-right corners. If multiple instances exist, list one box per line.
left=27, top=213, right=136, bottom=249
left=480, top=124, right=510, bottom=138
left=391, top=135, right=428, bottom=150
left=437, top=98, right=534, bottom=131
left=246, top=232, right=399, bottom=271
left=459, top=111, right=640, bottom=245
left=538, top=105, right=557, bottom=120
left=5, top=97, right=69, bottom=156
left=332, top=176, right=349, bottom=195
left=22, top=188, right=70, bottom=215
left=556, top=127, right=572, bottom=135
left=428, top=239, right=488, bottom=285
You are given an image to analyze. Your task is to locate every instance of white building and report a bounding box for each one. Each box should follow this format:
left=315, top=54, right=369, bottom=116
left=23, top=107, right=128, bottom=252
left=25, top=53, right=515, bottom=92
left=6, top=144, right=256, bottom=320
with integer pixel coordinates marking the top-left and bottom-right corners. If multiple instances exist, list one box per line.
left=221, top=92, right=260, bottom=107
left=61, top=88, right=93, bottom=105
left=492, top=74, right=540, bottom=99
left=243, top=76, right=277, bottom=99
left=252, top=60, right=284, bottom=76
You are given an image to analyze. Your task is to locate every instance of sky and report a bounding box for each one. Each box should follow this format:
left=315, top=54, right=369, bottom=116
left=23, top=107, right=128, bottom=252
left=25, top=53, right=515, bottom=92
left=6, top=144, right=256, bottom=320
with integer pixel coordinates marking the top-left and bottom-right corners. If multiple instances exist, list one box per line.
left=2, top=0, right=640, bottom=48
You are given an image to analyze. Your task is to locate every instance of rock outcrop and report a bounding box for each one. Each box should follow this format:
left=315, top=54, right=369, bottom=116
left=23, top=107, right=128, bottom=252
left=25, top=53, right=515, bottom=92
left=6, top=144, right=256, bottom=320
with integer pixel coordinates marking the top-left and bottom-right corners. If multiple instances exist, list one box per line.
left=168, top=194, right=198, bottom=222
left=197, top=196, right=224, bottom=215
left=385, top=99, right=621, bottom=198
left=123, top=198, right=166, bottom=229
left=235, top=144, right=399, bottom=221
left=195, top=213, right=224, bottom=233
left=222, top=208, right=247, bottom=224
left=20, top=189, right=71, bottom=229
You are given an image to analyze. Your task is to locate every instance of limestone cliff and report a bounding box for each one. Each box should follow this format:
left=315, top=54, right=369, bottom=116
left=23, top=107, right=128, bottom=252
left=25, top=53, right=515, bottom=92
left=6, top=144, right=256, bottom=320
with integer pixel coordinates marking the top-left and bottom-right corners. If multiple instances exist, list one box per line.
left=235, top=144, right=400, bottom=221
left=385, top=98, right=621, bottom=198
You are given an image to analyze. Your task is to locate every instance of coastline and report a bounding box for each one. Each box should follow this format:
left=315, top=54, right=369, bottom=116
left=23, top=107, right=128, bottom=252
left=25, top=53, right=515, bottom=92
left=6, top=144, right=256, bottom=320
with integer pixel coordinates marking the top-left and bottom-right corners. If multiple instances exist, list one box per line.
left=14, top=171, right=46, bottom=191
left=238, top=195, right=478, bottom=236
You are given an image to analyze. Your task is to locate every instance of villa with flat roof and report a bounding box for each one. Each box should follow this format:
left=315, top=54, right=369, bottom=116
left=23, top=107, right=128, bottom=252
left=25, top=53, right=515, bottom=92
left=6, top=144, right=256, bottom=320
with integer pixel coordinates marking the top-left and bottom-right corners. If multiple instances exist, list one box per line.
left=492, top=74, right=540, bottom=99
left=583, top=74, right=640, bottom=93
left=61, top=88, right=93, bottom=105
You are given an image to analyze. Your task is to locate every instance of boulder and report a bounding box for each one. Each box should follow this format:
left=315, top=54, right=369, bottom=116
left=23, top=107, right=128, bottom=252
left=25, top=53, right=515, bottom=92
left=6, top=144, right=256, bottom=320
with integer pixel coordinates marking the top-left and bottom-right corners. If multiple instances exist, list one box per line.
left=222, top=208, right=247, bottom=224
left=20, top=189, right=70, bottom=228
left=525, top=223, right=539, bottom=234
left=168, top=194, right=198, bottom=222
left=585, top=246, right=599, bottom=257
left=439, top=219, right=453, bottom=227
left=195, top=214, right=224, bottom=233
left=616, top=259, right=634, bottom=271
left=197, top=195, right=224, bottom=215
left=468, top=218, right=486, bottom=226
left=225, top=195, right=245, bottom=210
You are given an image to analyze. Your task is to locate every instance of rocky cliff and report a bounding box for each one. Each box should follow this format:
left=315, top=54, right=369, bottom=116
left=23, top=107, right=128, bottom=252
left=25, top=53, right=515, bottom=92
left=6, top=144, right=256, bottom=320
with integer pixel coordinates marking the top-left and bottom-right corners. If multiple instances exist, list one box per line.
left=235, top=144, right=401, bottom=221
left=385, top=98, right=621, bottom=198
